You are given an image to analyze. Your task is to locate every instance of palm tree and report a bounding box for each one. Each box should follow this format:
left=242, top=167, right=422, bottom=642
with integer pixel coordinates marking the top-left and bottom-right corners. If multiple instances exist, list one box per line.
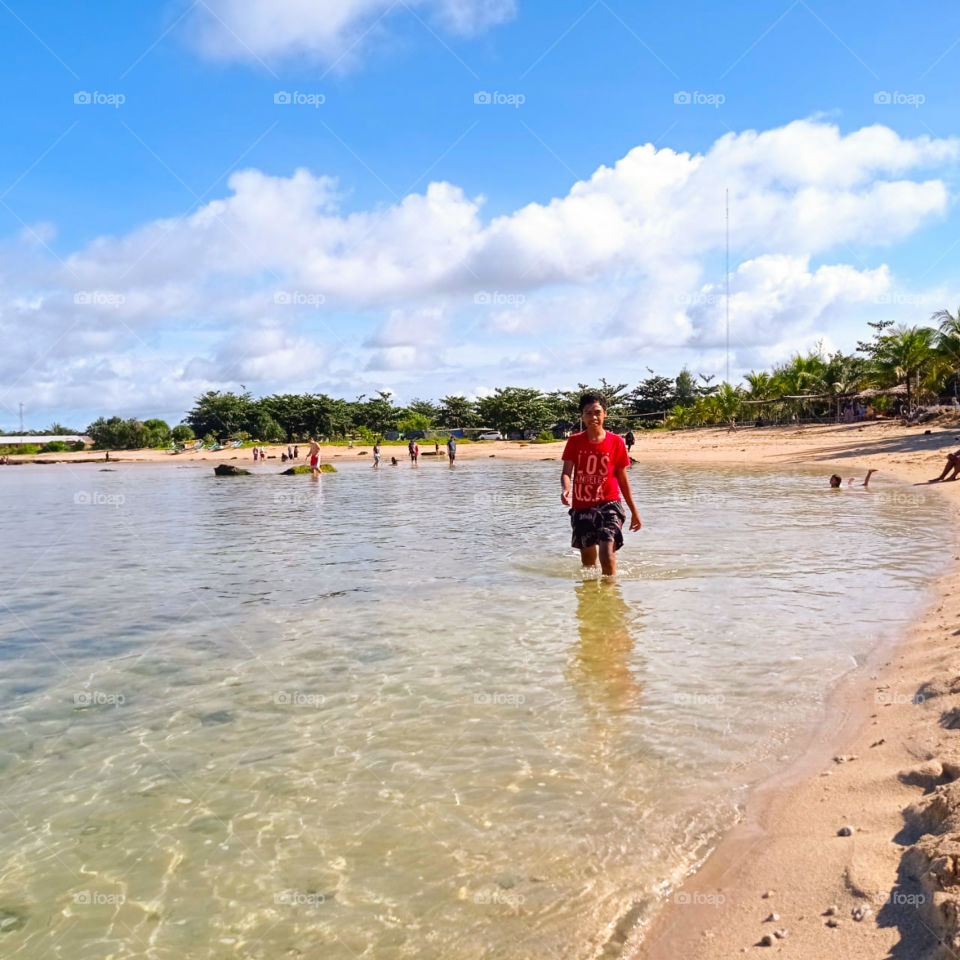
left=744, top=371, right=774, bottom=400
left=933, top=307, right=960, bottom=401
left=713, top=382, right=742, bottom=425
left=871, top=325, right=936, bottom=409
left=666, top=404, right=694, bottom=429
left=822, top=353, right=867, bottom=421
left=772, top=353, right=827, bottom=419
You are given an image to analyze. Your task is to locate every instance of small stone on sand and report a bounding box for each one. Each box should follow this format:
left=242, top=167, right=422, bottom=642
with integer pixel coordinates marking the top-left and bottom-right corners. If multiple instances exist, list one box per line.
left=758, top=934, right=774, bottom=946
left=824, top=905, right=838, bottom=916
left=826, top=918, right=840, bottom=928
left=837, top=825, right=854, bottom=836
left=764, top=913, right=779, bottom=922
left=774, top=929, right=787, bottom=939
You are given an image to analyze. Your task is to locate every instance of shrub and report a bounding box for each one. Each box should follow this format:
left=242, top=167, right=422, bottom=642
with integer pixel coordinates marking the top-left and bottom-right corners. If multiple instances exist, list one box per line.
left=143, top=418, right=172, bottom=447
left=535, top=430, right=555, bottom=443
left=41, top=441, right=69, bottom=452
left=70, top=441, right=86, bottom=451
left=171, top=424, right=195, bottom=442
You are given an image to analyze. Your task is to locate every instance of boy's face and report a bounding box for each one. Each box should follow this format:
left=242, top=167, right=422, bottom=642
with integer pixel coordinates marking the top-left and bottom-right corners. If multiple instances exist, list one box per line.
left=581, top=402, right=606, bottom=429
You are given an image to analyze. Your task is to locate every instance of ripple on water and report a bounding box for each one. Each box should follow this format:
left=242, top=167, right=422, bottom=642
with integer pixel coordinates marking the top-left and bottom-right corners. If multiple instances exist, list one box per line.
left=0, top=460, right=949, bottom=959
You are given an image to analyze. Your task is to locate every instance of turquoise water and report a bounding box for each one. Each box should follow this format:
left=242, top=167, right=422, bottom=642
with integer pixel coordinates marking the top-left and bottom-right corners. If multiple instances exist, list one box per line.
left=0, top=458, right=948, bottom=958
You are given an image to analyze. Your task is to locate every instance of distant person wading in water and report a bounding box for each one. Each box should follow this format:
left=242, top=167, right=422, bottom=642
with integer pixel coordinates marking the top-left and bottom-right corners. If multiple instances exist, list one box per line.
left=305, top=438, right=321, bottom=477
left=561, top=393, right=642, bottom=577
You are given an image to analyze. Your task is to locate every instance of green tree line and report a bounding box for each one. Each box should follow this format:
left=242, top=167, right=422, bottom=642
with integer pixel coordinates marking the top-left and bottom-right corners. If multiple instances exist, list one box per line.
left=77, top=311, right=960, bottom=448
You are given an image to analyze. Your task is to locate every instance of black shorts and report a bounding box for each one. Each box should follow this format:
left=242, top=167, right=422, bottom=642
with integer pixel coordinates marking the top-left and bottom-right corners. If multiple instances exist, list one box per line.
left=569, top=500, right=626, bottom=551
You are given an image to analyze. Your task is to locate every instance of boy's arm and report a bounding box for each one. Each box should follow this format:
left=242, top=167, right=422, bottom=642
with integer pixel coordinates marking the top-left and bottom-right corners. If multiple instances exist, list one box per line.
left=561, top=460, right=574, bottom=505
left=614, top=465, right=642, bottom=530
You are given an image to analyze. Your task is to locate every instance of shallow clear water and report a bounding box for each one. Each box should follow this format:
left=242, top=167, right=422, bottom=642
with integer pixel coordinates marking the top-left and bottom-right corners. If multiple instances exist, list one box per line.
left=0, top=458, right=948, bottom=958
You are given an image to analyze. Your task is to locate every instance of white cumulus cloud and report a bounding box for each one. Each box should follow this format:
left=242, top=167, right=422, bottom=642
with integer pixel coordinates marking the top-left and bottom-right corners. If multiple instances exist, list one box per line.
left=191, top=0, right=516, bottom=65
left=3, top=119, right=958, bottom=424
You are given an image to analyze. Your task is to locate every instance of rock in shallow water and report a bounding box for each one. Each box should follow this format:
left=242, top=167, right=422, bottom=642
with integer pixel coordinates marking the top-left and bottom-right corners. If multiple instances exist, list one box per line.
left=200, top=710, right=233, bottom=725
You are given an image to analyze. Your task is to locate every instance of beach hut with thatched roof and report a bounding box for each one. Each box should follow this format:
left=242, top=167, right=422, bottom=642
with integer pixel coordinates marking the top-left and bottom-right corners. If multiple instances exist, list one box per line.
left=853, top=384, right=908, bottom=399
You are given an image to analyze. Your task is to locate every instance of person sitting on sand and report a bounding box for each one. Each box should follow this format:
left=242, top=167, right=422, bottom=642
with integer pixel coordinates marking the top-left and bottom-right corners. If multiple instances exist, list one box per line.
left=390, top=456, right=398, bottom=466
left=929, top=451, right=960, bottom=483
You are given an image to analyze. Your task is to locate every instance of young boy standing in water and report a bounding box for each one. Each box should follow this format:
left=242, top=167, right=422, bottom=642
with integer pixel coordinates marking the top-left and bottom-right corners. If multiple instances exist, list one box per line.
left=561, top=393, right=642, bottom=576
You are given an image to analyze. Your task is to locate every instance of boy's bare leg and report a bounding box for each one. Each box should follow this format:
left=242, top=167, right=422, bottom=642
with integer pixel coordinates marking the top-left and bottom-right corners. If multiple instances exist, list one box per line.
left=579, top=545, right=598, bottom=568
left=599, top=541, right=616, bottom=577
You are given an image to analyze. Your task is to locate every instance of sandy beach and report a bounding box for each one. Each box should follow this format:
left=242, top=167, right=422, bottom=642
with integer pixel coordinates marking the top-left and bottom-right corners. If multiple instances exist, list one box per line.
left=9, top=419, right=960, bottom=957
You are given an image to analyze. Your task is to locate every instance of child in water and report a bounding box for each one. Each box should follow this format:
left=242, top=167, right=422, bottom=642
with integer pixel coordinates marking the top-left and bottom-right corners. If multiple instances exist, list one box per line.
left=561, top=392, right=641, bottom=577
left=830, top=469, right=876, bottom=488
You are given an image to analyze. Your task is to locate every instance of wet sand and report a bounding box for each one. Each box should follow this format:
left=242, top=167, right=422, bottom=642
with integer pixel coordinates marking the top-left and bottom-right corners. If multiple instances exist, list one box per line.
left=9, top=419, right=960, bottom=958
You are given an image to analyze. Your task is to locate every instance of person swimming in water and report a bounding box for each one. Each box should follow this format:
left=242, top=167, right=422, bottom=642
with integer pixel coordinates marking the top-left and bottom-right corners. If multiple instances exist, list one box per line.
left=830, top=469, right=876, bottom=488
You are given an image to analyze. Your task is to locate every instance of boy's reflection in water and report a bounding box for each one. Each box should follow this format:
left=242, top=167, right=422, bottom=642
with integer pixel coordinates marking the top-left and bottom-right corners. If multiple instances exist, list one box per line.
left=567, top=579, right=644, bottom=730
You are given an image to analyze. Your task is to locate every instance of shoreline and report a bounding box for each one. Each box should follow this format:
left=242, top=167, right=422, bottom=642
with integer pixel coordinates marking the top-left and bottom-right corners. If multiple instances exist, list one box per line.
left=626, top=421, right=960, bottom=959
left=8, top=420, right=960, bottom=957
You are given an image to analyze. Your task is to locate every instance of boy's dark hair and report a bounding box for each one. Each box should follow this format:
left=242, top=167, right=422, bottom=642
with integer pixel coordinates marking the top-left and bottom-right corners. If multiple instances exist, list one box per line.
left=578, top=392, right=607, bottom=413
left=829, top=474, right=842, bottom=488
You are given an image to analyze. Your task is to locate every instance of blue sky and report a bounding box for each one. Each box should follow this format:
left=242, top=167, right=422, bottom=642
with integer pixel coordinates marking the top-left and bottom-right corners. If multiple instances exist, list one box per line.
left=1, top=0, right=959, bottom=429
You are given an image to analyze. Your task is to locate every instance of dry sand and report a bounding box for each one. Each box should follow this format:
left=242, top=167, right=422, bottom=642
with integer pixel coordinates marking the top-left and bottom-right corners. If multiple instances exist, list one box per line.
left=10, top=420, right=960, bottom=957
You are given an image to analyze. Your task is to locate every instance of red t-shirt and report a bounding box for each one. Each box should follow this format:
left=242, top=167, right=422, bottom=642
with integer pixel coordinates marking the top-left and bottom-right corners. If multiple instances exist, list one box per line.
left=561, top=430, right=630, bottom=510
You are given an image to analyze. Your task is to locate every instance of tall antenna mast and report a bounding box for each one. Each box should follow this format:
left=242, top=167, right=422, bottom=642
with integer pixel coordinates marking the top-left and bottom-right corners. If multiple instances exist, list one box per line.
left=725, top=187, right=730, bottom=384
left=19, top=402, right=24, bottom=433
